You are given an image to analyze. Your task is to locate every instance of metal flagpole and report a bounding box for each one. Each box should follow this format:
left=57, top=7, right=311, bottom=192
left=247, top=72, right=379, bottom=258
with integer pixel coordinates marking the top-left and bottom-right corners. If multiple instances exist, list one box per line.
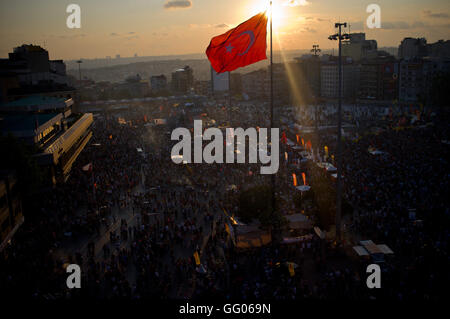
left=269, top=1, right=276, bottom=238
left=270, top=1, right=273, bottom=130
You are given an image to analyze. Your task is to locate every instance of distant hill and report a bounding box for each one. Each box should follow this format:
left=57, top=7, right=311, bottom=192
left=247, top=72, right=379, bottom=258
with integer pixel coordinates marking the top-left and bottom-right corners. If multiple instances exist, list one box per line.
left=66, top=49, right=319, bottom=82
left=67, top=48, right=398, bottom=83
left=64, top=53, right=207, bottom=70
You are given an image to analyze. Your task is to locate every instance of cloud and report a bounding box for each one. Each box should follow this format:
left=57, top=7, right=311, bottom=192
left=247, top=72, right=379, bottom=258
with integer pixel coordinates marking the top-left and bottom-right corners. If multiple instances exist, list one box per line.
left=110, top=32, right=119, bottom=36
left=188, top=23, right=211, bottom=28
left=380, top=21, right=430, bottom=30
left=382, top=21, right=410, bottom=29
left=128, top=32, right=136, bottom=34
left=283, top=0, right=309, bottom=6
left=302, top=16, right=331, bottom=23
left=411, top=21, right=426, bottom=28
left=422, top=10, right=449, bottom=19
left=164, top=0, right=192, bottom=10
left=188, top=23, right=230, bottom=29
left=57, top=34, right=86, bottom=39
left=347, top=21, right=364, bottom=31
left=303, top=27, right=316, bottom=33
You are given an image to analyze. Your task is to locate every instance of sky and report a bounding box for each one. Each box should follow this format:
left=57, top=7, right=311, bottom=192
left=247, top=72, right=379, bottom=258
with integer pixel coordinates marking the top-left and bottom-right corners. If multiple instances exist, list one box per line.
left=0, top=0, right=449, bottom=60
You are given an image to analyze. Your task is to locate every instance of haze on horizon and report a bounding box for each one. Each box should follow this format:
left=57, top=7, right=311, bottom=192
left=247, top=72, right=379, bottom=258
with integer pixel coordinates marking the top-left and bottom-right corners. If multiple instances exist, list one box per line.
left=0, top=0, right=449, bottom=61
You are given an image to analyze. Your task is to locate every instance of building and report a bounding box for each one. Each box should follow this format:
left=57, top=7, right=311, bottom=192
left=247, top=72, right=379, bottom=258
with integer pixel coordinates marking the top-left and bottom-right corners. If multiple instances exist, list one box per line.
left=211, top=67, right=230, bottom=94
left=427, top=40, right=450, bottom=58
left=150, top=75, right=168, bottom=93
left=230, top=73, right=243, bottom=96
left=119, top=74, right=150, bottom=98
left=242, top=69, right=269, bottom=100
left=358, top=55, right=398, bottom=101
left=0, top=171, right=24, bottom=252
left=194, top=80, right=211, bottom=96
left=271, top=63, right=291, bottom=105
left=0, top=44, right=75, bottom=104
left=171, top=66, right=194, bottom=94
left=320, top=58, right=360, bottom=99
left=398, top=56, right=450, bottom=104
left=0, top=96, right=93, bottom=183
left=293, top=55, right=322, bottom=103
left=398, top=38, right=428, bottom=60
left=5, top=44, right=68, bottom=87
left=342, top=33, right=377, bottom=62
left=398, top=59, right=425, bottom=103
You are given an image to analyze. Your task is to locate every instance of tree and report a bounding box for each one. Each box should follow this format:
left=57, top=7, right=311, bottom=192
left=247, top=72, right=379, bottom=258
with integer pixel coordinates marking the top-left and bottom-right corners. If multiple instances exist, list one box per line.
left=237, top=185, right=286, bottom=229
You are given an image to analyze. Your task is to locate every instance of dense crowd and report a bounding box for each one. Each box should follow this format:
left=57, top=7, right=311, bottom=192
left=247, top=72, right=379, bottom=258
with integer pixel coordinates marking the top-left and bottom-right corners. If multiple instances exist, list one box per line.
left=0, top=102, right=448, bottom=300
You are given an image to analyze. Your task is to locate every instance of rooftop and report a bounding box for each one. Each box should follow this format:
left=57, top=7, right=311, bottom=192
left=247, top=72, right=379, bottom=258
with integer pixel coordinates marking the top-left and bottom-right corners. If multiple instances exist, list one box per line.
left=0, top=113, right=59, bottom=132
left=2, top=96, right=68, bottom=108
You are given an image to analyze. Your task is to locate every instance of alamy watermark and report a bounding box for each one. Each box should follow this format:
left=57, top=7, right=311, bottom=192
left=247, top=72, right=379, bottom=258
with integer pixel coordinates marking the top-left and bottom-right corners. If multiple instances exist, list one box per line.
left=66, top=264, right=81, bottom=288
left=366, top=264, right=381, bottom=288
left=366, top=4, right=381, bottom=29
left=66, top=4, right=81, bottom=29
left=170, top=120, right=279, bottom=174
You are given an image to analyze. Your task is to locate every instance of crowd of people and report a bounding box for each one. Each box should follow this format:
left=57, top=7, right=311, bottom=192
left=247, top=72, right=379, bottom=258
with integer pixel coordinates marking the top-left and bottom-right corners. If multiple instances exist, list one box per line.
left=0, top=101, right=447, bottom=300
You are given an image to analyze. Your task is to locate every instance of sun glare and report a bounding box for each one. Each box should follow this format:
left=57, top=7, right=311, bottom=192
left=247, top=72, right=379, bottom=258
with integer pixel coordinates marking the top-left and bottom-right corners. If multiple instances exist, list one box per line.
left=249, top=0, right=287, bottom=30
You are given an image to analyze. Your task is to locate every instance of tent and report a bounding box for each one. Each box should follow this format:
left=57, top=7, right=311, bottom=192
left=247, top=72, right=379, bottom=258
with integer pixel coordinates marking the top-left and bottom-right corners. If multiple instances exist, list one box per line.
left=285, top=213, right=312, bottom=230
left=296, top=185, right=311, bottom=192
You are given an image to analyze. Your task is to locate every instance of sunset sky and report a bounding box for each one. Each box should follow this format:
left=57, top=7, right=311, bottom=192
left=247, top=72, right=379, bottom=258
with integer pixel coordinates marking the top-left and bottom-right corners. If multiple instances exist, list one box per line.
left=0, top=0, right=449, bottom=60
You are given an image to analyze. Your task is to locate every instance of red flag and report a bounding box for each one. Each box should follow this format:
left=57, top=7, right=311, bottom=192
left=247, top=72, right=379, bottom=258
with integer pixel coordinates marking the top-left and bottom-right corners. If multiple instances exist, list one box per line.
left=281, top=131, right=287, bottom=144
left=206, top=12, right=267, bottom=73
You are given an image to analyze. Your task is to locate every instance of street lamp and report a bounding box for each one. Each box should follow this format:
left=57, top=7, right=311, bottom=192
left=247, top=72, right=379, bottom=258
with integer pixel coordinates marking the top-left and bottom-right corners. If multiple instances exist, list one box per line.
left=328, top=23, right=349, bottom=244
left=76, top=59, right=83, bottom=85
left=311, top=44, right=321, bottom=56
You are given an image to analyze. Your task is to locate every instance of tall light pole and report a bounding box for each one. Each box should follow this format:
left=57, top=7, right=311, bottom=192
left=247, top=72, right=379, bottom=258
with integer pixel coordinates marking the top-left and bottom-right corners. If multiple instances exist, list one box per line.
left=311, top=44, right=321, bottom=56
left=328, top=23, right=349, bottom=244
left=311, top=44, right=321, bottom=159
left=76, top=59, right=83, bottom=85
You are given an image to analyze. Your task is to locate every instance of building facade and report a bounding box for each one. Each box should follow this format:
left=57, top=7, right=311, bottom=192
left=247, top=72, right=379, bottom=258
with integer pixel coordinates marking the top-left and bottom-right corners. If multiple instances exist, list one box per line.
left=398, top=38, right=428, bottom=60
left=171, top=66, right=194, bottom=94
left=0, top=172, right=23, bottom=252
left=320, top=59, right=360, bottom=99
left=342, top=33, right=378, bottom=62
left=150, top=74, right=168, bottom=93
left=359, top=56, right=399, bottom=101
left=0, top=96, right=93, bottom=183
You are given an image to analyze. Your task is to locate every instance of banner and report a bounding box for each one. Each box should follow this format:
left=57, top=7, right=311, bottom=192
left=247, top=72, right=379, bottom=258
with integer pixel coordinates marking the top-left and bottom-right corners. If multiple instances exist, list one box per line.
left=288, top=262, right=295, bottom=277
left=193, top=251, right=200, bottom=265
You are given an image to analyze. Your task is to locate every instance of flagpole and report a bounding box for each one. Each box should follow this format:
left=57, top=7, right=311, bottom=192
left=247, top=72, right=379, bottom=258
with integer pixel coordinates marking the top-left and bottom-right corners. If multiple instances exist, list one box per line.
left=270, top=1, right=273, bottom=130
left=269, top=0, right=276, bottom=239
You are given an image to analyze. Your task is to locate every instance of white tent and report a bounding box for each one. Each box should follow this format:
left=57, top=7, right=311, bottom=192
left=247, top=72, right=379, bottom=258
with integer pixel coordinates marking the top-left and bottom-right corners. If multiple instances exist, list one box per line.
left=296, top=185, right=311, bottom=192
left=285, top=213, right=312, bottom=230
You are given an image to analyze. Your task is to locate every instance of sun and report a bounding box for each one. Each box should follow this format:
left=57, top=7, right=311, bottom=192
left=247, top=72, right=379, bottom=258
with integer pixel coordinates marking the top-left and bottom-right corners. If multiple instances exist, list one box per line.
left=248, top=0, right=287, bottom=30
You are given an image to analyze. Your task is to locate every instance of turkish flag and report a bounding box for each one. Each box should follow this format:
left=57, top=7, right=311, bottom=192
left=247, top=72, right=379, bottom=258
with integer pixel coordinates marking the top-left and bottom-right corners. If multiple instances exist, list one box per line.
left=206, top=12, right=267, bottom=73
